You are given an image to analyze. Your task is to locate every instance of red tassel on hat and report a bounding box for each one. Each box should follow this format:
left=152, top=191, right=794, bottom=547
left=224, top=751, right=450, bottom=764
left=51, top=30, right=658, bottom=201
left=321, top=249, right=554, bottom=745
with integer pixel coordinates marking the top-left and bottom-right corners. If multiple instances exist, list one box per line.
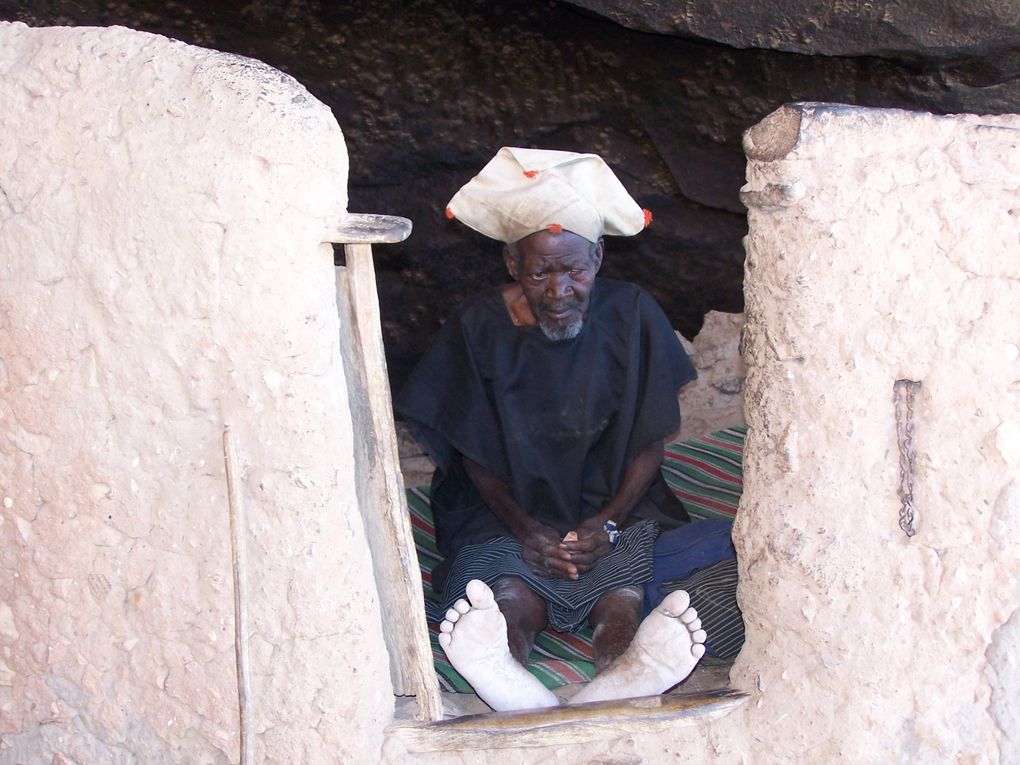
left=547, top=223, right=563, bottom=233
left=445, top=207, right=455, bottom=220
left=643, top=208, right=653, bottom=227
left=523, top=170, right=539, bottom=178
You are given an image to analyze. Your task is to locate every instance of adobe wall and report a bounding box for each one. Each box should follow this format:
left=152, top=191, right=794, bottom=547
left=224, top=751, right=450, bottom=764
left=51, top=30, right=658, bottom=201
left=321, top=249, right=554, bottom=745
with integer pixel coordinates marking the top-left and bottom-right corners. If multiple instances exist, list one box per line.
left=0, top=24, right=392, bottom=763
left=731, top=103, right=1020, bottom=764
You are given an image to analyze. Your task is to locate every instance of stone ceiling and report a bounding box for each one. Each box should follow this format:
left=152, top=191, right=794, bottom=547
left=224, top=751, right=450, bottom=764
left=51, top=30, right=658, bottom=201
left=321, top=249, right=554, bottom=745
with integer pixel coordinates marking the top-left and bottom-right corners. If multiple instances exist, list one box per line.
left=2, top=0, right=1017, bottom=391
left=568, top=0, right=1020, bottom=60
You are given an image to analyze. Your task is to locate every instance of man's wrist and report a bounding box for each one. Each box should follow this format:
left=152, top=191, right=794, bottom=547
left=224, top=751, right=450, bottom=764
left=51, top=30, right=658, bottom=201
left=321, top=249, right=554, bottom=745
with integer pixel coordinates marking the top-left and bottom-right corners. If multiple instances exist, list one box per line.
left=513, top=515, right=543, bottom=540
left=603, top=519, right=620, bottom=547
left=598, top=505, right=623, bottom=526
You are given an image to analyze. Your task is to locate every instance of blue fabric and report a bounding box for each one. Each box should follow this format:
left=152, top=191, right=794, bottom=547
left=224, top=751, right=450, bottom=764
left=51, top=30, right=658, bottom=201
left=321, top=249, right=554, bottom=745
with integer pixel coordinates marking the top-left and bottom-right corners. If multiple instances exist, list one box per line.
left=642, top=519, right=735, bottom=616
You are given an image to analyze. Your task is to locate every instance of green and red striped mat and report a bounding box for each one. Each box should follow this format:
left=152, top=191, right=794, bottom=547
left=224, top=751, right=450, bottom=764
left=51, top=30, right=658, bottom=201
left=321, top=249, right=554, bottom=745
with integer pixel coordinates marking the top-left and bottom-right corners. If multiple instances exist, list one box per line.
left=404, top=424, right=746, bottom=692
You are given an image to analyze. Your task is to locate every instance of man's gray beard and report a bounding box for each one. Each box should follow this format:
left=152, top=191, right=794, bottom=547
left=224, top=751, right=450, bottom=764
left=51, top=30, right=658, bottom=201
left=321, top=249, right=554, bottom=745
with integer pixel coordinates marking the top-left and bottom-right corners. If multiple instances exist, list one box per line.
left=539, top=317, right=584, bottom=341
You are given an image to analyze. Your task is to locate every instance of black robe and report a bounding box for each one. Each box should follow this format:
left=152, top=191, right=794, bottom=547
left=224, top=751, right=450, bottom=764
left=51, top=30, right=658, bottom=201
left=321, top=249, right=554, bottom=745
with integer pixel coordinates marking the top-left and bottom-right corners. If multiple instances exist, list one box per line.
left=396, top=277, right=696, bottom=587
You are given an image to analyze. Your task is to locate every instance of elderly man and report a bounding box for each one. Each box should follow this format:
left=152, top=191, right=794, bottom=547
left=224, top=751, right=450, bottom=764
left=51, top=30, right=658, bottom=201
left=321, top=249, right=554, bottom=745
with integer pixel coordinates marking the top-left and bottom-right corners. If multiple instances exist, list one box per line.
left=397, top=147, right=706, bottom=711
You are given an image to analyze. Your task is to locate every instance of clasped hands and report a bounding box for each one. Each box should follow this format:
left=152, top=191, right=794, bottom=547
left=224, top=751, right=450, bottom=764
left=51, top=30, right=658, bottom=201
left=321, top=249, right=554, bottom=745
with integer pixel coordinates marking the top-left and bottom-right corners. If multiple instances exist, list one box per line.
left=520, top=515, right=613, bottom=580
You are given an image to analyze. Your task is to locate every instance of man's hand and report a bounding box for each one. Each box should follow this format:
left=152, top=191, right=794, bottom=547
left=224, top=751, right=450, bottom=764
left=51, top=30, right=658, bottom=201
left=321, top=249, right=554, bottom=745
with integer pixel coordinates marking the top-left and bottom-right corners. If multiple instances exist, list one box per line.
left=521, top=522, right=579, bottom=580
left=557, top=516, right=613, bottom=576
left=554, top=439, right=667, bottom=576
left=462, top=456, right=579, bottom=578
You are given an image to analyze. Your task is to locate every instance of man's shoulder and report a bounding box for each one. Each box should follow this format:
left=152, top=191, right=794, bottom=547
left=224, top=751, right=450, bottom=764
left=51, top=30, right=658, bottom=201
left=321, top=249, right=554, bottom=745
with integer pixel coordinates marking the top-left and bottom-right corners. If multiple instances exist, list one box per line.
left=593, top=278, right=659, bottom=316
left=439, top=286, right=507, bottom=350
left=595, top=279, right=640, bottom=301
left=454, top=286, right=504, bottom=318
left=590, top=279, right=678, bottom=350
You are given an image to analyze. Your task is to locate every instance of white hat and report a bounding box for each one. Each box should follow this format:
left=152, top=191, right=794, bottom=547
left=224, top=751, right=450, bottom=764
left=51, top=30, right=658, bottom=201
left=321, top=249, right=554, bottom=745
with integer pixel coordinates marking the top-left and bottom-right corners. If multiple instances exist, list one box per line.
left=445, top=147, right=651, bottom=244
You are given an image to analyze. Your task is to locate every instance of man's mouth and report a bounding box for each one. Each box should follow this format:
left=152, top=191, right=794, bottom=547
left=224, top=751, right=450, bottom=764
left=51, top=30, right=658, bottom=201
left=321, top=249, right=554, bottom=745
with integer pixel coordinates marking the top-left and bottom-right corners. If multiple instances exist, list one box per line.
left=543, top=305, right=578, bottom=321
left=537, top=304, right=585, bottom=341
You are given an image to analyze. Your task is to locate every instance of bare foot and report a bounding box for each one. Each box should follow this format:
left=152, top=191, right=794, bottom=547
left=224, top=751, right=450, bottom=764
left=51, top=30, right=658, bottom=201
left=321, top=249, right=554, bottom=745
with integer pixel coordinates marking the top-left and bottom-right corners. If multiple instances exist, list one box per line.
left=438, top=579, right=559, bottom=712
left=570, top=589, right=707, bottom=704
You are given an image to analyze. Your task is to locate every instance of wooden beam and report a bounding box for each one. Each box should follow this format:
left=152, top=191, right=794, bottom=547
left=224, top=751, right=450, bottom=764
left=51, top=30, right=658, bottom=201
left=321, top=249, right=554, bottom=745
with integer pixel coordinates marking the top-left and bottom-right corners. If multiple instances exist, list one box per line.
left=328, top=213, right=413, bottom=244
left=334, top=243, right=443, bottom=722
left=387, top=689, right=748, bottom=751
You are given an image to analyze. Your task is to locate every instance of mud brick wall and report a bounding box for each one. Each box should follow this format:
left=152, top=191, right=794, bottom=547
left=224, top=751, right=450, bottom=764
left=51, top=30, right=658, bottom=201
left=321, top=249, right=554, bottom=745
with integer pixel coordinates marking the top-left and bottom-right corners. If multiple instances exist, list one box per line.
left=0, top=24, right=392, bottom=764
left=732, top=103, right=1020, bottom=764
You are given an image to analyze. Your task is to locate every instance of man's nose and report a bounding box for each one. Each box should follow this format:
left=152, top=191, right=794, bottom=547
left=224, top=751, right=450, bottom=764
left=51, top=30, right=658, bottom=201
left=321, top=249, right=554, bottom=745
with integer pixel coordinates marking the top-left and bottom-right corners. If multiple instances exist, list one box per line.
left=546, top=273, right=571, bottom=299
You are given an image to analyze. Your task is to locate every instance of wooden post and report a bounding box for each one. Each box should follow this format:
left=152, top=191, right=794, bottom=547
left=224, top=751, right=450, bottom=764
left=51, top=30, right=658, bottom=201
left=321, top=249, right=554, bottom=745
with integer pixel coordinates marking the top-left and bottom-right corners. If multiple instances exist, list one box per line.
left=332, top=218, right=443, bottom=722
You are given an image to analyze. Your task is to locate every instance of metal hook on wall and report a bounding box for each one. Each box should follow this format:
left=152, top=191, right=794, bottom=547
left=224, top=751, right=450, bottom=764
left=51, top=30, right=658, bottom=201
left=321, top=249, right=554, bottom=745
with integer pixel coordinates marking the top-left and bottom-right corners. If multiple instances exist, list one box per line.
left=894, top=379, right=922, bottom=538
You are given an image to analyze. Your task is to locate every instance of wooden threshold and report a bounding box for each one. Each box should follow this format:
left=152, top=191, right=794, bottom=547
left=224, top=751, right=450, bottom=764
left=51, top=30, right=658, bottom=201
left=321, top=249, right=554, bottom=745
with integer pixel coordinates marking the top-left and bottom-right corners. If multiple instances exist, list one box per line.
left=387, top=688, right=748, bottom=752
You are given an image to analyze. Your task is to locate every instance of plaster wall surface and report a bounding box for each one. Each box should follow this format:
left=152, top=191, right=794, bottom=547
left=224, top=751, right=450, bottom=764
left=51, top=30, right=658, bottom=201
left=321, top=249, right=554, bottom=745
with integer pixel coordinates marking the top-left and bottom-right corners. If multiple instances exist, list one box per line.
left=383, top=106, right=1020, bottom=765
left=0, top=24, right=392, bottom=763
left=734, top=103, right=1020, bottom=764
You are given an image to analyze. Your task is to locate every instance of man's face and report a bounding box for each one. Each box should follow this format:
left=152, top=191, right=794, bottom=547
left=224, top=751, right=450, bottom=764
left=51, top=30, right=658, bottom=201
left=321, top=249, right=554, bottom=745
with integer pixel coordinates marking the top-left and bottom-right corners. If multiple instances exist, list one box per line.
left=504, top=229, right=604, bottom=341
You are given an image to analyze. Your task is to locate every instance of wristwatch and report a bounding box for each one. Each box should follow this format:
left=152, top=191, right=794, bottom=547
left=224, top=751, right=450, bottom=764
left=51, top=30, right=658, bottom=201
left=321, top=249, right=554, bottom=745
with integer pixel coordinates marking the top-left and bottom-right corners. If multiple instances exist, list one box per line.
left=604, top=519, right=620, bottom=547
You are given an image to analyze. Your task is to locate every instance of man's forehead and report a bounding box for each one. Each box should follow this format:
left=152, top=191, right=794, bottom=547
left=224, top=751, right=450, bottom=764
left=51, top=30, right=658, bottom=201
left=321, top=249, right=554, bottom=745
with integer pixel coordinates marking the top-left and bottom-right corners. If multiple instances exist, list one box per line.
left=522, top=248, right=594, bottom=270
left=516, top=229, right=594, bottom=259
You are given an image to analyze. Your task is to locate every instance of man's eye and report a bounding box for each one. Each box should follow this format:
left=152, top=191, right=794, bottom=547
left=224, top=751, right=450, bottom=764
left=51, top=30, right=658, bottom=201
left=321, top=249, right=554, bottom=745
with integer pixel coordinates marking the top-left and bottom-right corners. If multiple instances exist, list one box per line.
left=531, top=272, right=547, bottom=281
left=569, top=269, right=583, bottom=277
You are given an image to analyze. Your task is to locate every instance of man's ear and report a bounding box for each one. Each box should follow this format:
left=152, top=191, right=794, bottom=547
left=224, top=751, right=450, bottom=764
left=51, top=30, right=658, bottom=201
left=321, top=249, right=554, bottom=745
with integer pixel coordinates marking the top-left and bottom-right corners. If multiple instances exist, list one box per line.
left=591, top=238, right=605, bottom=273
left=503, top=245, right=519, bottom=279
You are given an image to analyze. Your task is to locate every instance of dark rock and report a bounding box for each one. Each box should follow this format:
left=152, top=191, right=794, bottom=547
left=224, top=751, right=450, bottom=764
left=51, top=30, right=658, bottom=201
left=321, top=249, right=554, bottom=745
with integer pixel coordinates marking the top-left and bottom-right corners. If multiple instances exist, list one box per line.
left=565, top=0, right=1020, bottom=62
left=2, top=0, right=1017, bottom=393
left=713, top=377, right=745, bottom=395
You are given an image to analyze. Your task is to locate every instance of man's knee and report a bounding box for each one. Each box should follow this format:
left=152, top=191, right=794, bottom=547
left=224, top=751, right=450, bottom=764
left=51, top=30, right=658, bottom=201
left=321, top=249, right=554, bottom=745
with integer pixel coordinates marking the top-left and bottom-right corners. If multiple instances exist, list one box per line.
left=490, top=577, right=547, bottom=663
left=491, top=576, right=535, bottom=601
left=590, top=585, right=644, bottom=625
left=491, top=577, right=546, bottom=624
